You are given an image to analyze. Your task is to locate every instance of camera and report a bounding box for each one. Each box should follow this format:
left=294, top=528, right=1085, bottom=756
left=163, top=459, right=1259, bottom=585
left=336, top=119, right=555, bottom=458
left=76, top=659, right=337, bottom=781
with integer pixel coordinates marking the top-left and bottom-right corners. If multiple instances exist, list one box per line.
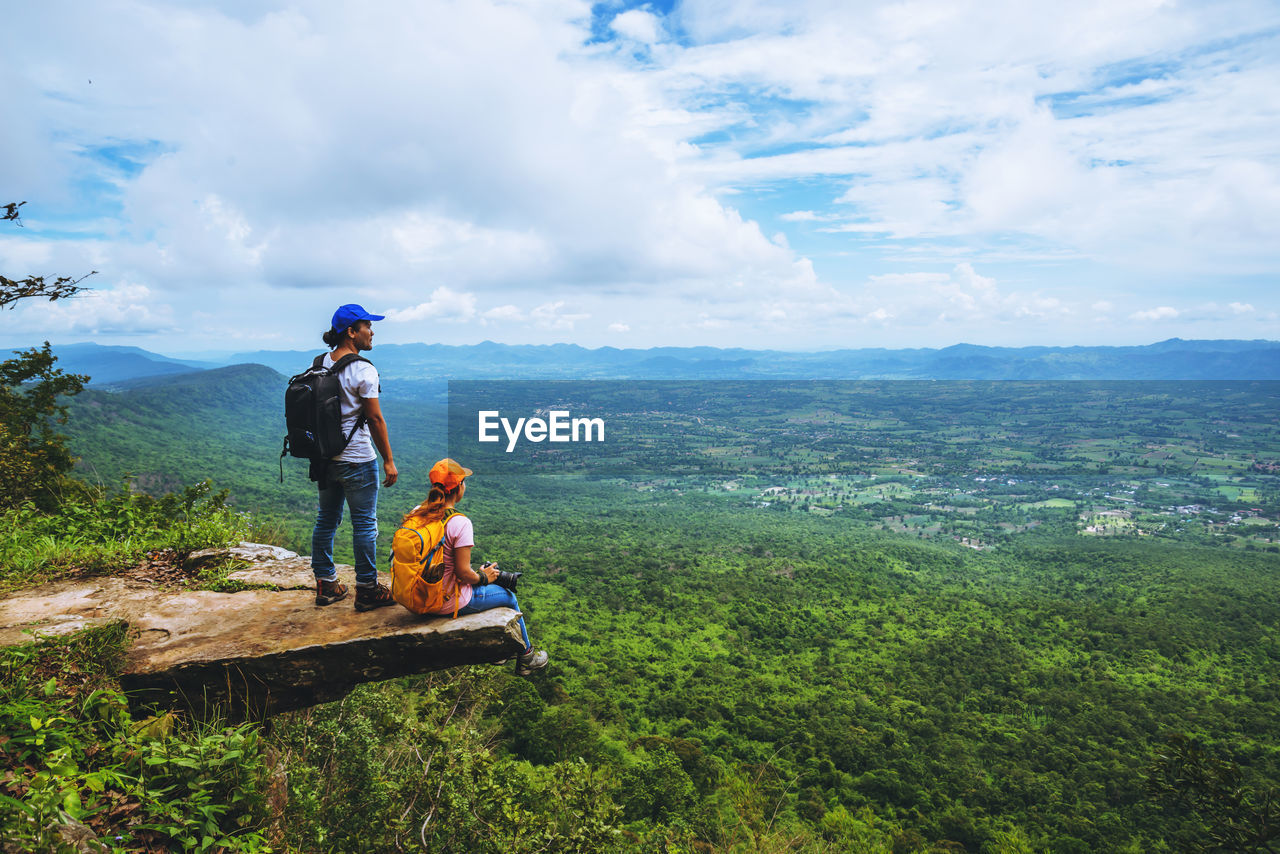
left=484, top=562, right=522, bottom=592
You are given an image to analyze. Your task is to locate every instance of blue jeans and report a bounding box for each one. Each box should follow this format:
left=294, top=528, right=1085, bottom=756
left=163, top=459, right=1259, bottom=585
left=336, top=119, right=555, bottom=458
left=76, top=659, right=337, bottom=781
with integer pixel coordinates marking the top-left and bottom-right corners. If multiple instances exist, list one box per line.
left=458, top=585, right=531, bottom=650
left=311, top=459, right=380, bottom=587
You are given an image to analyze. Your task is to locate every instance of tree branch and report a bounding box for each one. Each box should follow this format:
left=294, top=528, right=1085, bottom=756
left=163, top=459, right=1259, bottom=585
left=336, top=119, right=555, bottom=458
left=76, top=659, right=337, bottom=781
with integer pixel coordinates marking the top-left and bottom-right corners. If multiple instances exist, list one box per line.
left=0, top=272, right=97, bottom=310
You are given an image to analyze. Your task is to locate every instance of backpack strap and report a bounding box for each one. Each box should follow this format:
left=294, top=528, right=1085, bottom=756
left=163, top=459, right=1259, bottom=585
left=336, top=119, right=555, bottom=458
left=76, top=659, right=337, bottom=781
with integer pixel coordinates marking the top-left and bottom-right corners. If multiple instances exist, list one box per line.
left=324, top=352, right=375, bottom=445
left=328, top=352, right=372, bottom=372
left=432, top=509, right=459, bottom=556
left=389, top=509, right=460, bottom=567
left=437, top=509, right=468, bottom=618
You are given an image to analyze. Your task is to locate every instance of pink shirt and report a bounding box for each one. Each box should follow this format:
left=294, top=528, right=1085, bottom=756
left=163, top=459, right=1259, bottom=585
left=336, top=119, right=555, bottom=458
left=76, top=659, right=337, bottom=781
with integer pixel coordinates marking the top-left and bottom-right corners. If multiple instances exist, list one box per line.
left=439, top=513, right=475, bottom=614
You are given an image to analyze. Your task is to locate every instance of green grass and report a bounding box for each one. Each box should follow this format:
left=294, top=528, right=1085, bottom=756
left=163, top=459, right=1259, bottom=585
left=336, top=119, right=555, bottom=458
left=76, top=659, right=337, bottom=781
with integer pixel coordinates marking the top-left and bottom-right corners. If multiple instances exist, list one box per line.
left=0, top=481, right=268, bottom=594
left=1021, top=498, right=1075, bottom=509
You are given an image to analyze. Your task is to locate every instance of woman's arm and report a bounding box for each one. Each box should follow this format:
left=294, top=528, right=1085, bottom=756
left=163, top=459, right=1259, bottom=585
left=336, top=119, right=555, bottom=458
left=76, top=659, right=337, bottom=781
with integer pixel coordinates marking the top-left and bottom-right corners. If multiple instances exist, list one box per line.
left=453, top=546, right=498, bottom=585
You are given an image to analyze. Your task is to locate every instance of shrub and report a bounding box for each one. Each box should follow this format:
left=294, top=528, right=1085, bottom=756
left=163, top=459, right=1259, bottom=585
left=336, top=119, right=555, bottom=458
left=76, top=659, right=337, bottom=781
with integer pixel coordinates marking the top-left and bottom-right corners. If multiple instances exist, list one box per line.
left=0, top=623, right=272, bottom=852
left=0, top=480, right=256, bottom=592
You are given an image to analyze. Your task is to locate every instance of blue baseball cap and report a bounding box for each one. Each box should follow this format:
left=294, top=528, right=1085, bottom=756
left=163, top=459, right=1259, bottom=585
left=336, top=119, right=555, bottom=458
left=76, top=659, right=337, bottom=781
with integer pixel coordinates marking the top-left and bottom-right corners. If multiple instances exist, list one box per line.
left=331, top=304, right=385, bottom=332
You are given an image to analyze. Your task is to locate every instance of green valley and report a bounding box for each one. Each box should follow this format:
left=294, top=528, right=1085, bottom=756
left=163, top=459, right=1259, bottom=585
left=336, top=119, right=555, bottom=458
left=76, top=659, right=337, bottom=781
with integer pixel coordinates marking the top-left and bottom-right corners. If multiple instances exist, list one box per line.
left=4, top=369, right=1277, bottom=851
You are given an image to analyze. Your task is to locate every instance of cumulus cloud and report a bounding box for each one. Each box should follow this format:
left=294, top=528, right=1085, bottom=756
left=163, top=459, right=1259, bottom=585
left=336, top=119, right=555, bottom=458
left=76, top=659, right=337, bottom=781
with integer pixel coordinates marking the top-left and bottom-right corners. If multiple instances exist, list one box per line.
left=3, top=1, right=809, bottom=308
left=386, top=287, right=478, bottom=323
left=611, top=9, right=663, bottom=44
left=17, top=282, right=175, bottom=335
left=1179, top=301, right=1267, bottom=322
left=780, top=210, right=824, bottom=222
left=669, top=0, right=1280, bottom=274
left=0, top=236, right=56, bottom=273
left=1130, top=306, right=1180, bottom=322
left=1, top=0, right=1275, bottom=349
left=531, top=300, right=589, bottom=330
left=482, top=304, right=523, bottom=323
left=847, top=263, right=1072, bottom=327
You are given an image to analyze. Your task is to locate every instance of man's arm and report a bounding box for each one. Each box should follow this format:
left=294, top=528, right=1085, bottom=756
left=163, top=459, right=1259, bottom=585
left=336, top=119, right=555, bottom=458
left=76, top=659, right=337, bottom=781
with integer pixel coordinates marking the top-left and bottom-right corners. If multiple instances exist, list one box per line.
left=360, top=396, right=397, bottom=486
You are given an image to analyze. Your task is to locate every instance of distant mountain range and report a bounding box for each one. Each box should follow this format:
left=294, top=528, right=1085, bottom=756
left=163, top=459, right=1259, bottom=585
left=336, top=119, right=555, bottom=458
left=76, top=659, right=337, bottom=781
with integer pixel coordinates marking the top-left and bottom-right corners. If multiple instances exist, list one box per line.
left=10, top=343, right=219, bottom=386
left=12, top=338, right=1280, bottom=386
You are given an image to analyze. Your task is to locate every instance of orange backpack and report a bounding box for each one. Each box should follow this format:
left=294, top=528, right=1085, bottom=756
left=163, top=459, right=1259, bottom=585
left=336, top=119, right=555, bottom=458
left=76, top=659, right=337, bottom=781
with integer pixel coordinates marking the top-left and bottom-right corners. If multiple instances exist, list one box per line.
left=390, top=509, right=463, bottom=617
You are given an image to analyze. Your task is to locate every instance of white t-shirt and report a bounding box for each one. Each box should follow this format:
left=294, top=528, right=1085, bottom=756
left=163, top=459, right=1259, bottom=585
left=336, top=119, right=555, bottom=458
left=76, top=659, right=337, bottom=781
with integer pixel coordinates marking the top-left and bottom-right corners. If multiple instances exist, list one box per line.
left=322, top=354, right=379, bottom=463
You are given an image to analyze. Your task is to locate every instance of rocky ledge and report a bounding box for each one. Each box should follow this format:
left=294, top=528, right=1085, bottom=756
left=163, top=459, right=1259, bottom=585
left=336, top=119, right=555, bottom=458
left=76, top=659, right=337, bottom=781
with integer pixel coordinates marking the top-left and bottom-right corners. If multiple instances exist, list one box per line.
left=0, top=543, right=527, bottom=719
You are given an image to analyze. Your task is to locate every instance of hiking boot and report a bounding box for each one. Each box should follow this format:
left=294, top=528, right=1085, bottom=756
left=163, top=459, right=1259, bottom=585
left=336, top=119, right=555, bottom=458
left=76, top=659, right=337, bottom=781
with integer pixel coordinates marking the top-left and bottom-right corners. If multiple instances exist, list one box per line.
left=315, top=578, right=348, bottom=606
left=354, top=582, right=396, bottom=612
left=514, top=648, right=548, bottom=677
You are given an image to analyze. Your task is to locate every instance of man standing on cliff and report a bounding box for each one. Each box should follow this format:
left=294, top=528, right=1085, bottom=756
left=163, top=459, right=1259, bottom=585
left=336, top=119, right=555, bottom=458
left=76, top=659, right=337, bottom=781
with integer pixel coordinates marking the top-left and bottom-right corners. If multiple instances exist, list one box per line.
left=312, top=304, right=398, bottom=611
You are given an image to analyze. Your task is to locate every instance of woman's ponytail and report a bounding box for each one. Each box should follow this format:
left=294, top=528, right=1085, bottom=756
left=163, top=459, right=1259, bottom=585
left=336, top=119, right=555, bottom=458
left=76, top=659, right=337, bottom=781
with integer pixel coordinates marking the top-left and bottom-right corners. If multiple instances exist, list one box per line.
left=404, top=483, right=460, bottom=523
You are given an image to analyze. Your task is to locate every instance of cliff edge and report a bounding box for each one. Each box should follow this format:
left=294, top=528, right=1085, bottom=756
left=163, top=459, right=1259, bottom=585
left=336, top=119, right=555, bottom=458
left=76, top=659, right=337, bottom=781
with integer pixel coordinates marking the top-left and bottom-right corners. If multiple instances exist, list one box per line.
left=0, top=544, right=526, bottom=719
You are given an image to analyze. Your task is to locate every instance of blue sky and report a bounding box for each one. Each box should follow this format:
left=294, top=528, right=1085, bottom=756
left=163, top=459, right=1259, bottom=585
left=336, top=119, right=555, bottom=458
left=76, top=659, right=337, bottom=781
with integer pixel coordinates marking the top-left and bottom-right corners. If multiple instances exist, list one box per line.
left=2, top=0, right=1278, bottom=354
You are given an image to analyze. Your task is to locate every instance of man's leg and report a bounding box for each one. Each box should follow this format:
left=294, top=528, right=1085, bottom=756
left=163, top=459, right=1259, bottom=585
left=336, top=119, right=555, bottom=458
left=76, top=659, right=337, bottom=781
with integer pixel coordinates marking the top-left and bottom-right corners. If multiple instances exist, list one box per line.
left=311, top=469, right=346, bottom=582
left=341, top=459, right=381, bottom=588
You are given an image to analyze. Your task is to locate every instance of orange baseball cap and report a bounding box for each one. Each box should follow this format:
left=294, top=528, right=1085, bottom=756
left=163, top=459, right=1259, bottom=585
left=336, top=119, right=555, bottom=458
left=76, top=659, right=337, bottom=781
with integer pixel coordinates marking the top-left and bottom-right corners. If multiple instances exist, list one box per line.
left=429, top=458, right=473, bottom=491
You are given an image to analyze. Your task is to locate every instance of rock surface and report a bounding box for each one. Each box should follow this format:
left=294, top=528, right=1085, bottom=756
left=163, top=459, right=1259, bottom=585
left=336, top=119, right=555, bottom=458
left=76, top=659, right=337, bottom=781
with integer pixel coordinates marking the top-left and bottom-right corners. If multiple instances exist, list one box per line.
left=0, top=548, right=526, bottom=719
left=188, top=541, right=302, bottom=566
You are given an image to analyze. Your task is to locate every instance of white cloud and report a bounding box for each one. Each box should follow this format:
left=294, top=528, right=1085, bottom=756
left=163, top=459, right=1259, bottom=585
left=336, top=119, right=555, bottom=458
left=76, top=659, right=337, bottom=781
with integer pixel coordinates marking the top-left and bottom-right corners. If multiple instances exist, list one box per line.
left=16, top=282, right=175, bottom=335
left=823, top=262, right=1078, bottom=330
left=1130, top=306, right=1180, bottom=322
left=666, top=0, right=1280, bottom=274
left=780, top=210, right=825, bottom=222
left=3, top=1, right=807, bottom=306
left=386, top=287, right=478, bottom=323
left=482, top=304, right=523, bottom=322
left=531, top=300, right=589, bottom=330
left=0, top=236, right=55, bottom=273
left=611, top=9, right=663, bottom=44
left=1, top=0, right=1276, bottom=349
left=608, top=322, right=630, bottom=333
left=1179, top=301, right=1268, bottom=322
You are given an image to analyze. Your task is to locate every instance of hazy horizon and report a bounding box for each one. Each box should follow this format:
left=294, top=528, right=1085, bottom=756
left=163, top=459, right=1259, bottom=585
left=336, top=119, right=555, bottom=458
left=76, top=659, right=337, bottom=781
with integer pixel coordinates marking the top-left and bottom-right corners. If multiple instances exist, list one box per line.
left=9, top=335, right=1276, bottom=363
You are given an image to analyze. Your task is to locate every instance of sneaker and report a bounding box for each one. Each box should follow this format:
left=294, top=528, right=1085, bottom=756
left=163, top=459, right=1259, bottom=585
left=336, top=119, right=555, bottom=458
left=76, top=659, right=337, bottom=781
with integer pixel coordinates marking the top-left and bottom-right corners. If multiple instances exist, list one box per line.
left=514, top=648, right=548, bottom=677
left=315, top=578, right=348, bottom=606
left=354, top=582, right=396, bottom=612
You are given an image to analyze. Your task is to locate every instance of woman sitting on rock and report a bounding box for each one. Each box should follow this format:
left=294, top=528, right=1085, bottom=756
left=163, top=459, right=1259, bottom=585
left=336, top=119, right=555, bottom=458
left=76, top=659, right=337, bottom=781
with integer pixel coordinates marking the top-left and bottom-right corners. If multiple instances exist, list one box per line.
left=403, top=458, right=548, bottom=676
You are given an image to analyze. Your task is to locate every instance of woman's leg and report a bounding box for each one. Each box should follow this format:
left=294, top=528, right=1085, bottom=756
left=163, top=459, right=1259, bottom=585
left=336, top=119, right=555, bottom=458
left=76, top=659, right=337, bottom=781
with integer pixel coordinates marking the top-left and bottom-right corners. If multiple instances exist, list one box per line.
left=457, top=586, right=531, bottom=649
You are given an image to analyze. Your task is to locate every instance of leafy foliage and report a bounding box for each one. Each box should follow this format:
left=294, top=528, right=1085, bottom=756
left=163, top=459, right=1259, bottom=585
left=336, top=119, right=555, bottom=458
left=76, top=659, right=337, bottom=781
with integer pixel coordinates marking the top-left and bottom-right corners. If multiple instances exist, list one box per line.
left=0, top=623, right=272, bottom=852
left=0, top=480, right=260, bottom=593
left=1, top=202, right=94, bottom=510
left=0, top=344, right=88, bottom=510
left=271, top=671, right=622, bottom=853
left=1147, top=733, right=1280, bottom=852
left=22, top=369, right=1280, bottom=850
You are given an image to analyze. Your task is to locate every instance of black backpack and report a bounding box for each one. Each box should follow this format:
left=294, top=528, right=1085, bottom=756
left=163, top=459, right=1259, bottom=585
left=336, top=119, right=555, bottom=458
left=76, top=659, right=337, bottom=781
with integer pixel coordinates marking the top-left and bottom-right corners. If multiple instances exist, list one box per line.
left=280, top=353, right=373, bottom=479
